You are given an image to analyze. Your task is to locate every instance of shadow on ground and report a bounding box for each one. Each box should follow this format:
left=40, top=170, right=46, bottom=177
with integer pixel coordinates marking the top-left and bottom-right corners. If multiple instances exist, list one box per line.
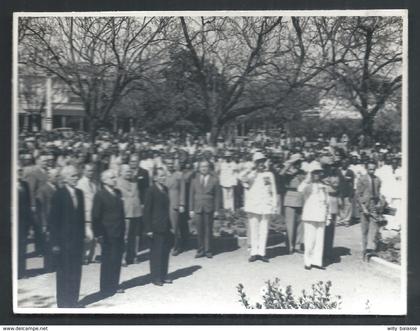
left=18, top=294, right=56, bottom=308
left=325, top=246, right=352, bottom=266
left=79, top=265, right=202, bottom=307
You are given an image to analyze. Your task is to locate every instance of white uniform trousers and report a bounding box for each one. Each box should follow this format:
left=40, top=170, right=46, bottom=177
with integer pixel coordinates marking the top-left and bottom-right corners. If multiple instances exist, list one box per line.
left=222, top=186, right=235, bottom=211
left=248, top=214, right=269, bottom=256
left=303, top=220, right=326, bottom=267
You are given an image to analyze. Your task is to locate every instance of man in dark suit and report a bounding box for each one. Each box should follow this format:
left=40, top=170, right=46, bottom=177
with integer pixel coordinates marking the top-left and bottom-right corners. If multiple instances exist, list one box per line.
left=189, top=160, right=221, bottom=258
left=356, top=161, right=384, bottom=260
left=92, top=169, right=126, bottom=296
left=18, top=165, right=32, bottom=279
left=144, top=167, right=174, bottom=286
left=49, top=165, right=85, bottom=308
left=338, top=157, right=355, bottom=227
left=36, top=168, right=60, bottom=272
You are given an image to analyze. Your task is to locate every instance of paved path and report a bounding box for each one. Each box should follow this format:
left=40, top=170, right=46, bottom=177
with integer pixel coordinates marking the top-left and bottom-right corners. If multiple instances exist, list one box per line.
left=17, top=223, right=403, bottom=314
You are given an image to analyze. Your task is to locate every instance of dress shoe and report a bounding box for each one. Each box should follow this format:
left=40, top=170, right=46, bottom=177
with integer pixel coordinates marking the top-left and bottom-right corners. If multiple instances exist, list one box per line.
left=304, top=265, right=312, bottom=270
left=206, top=253, right=213, bottom=259
left=248, top=255, right=257, bottom=262
left=312, top=265, right=326, bottom=270
left=163, top=278, right=173, bottom=284
left=116, top=289, right=125, bottom=294
left=258, top=255, right=269, bottom=263
left=195, top=253, right=205, bottom=258
left=153, top=281, right=164, bottom=286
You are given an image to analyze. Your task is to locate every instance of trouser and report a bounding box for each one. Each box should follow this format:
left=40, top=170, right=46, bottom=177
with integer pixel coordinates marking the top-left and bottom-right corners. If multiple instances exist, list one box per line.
left=284, top=206, right=303, bottom=252
left=84, top=222, right=96, bottom=263
left=222, top=186, right=235, bottom=211
left=195, top=212, right=214, bottom=255
left=100, top=237, right=124, bottom=295
left=169, top=209, right=182, bottom=252
left=303, top=221, right=325, bottom=268
left=18, top=226, right=27, bottom=279
left=339, top=197, right=353, bottom=223
left=324, top=214, right=336, bottom=259
left=234, top=183, right=244, bottom=210
left=248, top=213, right=269, bottom=257
left=43, top=233, right=55, bottom=272
left=56, top=249, right=83, bottom=308
left=179, top=211, right=190, bottom=248
left=360, top=213, right=379, bottom=252
left=150, top=231, right=173, bottom=282
left=124, top=218, right=140, bottom=263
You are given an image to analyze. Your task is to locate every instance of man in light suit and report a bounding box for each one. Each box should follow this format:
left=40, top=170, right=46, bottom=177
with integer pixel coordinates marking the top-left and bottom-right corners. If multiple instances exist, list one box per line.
left=117, top=164, right=142, bottom=265
left=189, top=160, right=221, bottom=258
left=129, top=154, right=149, bottom=255
left=280, top=154, right=306, bottom=255
left=36, top=168, right=60, bottom=272
left=165, top=158, right=185, bottom=256
left=76, top=163, right=99, bottom=265
left=356, top=161, right=384, bottom=260
left=92, top=170, right=126, bottom=296
left=49, top=165, right=85, bottom=308
left=24, top=154, right=49, bottom=255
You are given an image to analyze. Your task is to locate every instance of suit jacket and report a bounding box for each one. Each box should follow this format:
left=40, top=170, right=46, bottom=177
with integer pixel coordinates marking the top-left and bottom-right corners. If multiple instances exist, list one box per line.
left=165, top=171, right=185, bottom=210
left=338, top=168, right=355, bottom=198
left=18, top=180, right=32, bottom=233
left=36, top=183, right=57, bottom=229
left=189, top=173, right=221, bottom=213
left=91, top=188, right=125, bottom=239
left=136, top=167, right=150, bottom=204
left=116, top=177, right=142, bottom=218
left=48, top=186, right=85, bottom=252
left=356, top=174, right=382, bottom=209
left=282, top=170, right=306, bottom=208
left=76, top=176, right=98, bottom=222
left=144, top=184, right=171, bottom=234
left=23, top=165, right=48, bottom=208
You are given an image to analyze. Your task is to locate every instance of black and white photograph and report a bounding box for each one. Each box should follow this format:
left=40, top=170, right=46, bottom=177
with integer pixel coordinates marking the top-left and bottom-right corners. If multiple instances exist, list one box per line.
left=12, top=10, right=407, bottom=315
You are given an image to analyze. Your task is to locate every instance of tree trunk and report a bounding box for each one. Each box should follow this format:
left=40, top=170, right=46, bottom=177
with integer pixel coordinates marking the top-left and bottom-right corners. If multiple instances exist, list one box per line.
left=88, top=117, right=97, bottom=146
left=361, top=113, right=375, bottom=140
left=210, top=123, right=221, bottom=146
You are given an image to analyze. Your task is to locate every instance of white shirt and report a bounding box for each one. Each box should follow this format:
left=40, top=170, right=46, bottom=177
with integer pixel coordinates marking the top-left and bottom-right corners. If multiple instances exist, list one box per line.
left=65, top=184, right=78, bottom=208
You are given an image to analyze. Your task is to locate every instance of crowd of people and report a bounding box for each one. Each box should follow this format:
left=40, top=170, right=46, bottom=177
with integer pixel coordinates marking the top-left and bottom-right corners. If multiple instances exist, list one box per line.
left=17, top=128, right=403, bottom=308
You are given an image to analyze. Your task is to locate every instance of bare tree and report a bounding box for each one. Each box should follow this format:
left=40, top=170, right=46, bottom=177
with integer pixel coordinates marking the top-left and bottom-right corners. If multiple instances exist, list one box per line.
left=321, top=16, right=403, bottom=137
left=19, top=16, right=171, bottom=141
left=176, top=16, right=342, bottom=143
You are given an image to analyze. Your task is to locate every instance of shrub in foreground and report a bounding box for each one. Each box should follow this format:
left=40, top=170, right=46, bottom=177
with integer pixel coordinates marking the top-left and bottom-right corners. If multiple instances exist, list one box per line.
left=237, top=278, right=342, bottom=309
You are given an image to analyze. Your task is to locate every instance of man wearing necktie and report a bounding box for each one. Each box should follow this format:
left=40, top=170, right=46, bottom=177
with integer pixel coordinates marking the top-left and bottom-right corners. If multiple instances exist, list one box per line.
left=92, top=169, right=126, bottom=296
left=76, top=163, right=99, bottom=265
left=49, top=165, right=85, bottom=308
left=356, top=161, right=383, bottom=261
left=189, top=160, right=222, bottom=258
